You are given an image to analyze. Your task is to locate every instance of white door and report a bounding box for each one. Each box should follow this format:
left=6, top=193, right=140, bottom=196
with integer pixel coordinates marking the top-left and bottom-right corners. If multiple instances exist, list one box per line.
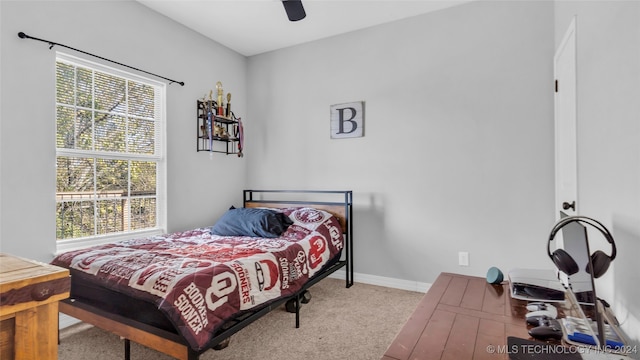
left=554, top=17, right=578, bottom=218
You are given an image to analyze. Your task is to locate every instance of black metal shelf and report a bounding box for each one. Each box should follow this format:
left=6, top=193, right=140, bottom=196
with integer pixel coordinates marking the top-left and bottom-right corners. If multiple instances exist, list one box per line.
left=196, top=100, right=241, bottom=155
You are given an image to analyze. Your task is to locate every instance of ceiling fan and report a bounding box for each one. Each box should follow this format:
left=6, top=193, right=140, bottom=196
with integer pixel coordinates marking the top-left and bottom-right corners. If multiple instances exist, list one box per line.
left=282, top=0, right=306, bottom=22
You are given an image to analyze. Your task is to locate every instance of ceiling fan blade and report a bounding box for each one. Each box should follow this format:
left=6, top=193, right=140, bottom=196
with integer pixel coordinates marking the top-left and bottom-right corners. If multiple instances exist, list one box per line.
left=282, top=0, right=306, bottom=22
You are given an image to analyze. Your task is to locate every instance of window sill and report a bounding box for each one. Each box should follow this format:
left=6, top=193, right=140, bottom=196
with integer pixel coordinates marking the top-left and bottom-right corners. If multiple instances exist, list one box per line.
left=55, top=228, right=165, bottom=254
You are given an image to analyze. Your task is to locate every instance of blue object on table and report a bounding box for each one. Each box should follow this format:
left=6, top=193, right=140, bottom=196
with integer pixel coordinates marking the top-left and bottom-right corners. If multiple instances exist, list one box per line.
left=567, top=332, right=624, bottom=348
left=486, top=267, right=504, bottom=284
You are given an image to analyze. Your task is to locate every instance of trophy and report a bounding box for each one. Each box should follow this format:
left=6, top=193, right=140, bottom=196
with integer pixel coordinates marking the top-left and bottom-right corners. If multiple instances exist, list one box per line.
left=226, top=92, right=232, bottom=118
left=216, top=81, right=224, bottom=116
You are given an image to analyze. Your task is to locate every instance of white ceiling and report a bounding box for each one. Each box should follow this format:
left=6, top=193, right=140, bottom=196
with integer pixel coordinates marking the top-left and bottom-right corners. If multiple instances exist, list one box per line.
left=137, top=0, right=471, bottom=56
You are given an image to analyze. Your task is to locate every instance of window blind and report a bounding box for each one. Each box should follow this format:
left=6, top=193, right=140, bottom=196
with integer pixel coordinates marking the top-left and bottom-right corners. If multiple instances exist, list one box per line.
left=55, top=52, right=166, bottom=245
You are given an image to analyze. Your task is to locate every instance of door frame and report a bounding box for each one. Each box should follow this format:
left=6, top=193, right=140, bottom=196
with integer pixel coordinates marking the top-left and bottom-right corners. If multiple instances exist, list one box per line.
left=554, top=16, right=579, bottom=218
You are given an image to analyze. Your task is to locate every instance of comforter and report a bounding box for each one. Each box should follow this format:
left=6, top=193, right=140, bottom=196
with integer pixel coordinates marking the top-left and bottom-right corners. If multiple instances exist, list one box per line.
left=52, top=207, right=344, bottom=350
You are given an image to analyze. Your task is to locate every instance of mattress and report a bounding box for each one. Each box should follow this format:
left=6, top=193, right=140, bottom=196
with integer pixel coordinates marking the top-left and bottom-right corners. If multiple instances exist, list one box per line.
left=52, top=207, right=344, bottom=351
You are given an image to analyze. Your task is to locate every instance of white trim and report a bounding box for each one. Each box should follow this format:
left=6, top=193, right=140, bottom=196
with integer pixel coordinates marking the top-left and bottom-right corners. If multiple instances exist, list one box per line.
left=329, top=270, right=430, bottom=293
left=55, top=228, right=164, bottom=254
left=59, top=313, right=81, bottom=329
left=57, top=52, right=165, bottom=88
left=56, top=148, right=161, bottom=161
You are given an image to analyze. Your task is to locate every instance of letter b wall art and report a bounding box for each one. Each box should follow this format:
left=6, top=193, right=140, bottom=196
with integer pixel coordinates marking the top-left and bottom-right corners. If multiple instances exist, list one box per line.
left=330, top=101, right=364, bottom=139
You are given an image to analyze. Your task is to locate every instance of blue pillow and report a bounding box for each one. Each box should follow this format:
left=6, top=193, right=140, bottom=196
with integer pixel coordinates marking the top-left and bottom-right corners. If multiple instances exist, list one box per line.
left=210, top=208, right=293, bottom=238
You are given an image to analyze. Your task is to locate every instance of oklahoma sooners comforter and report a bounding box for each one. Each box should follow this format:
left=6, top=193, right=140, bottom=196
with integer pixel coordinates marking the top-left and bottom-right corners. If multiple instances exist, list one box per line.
left=51, top=207, right=344, bottom=351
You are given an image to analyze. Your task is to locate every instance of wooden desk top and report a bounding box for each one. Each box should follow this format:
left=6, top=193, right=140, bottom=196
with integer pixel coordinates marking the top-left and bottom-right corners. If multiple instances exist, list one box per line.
left=382, top=272, right=531, bottom=360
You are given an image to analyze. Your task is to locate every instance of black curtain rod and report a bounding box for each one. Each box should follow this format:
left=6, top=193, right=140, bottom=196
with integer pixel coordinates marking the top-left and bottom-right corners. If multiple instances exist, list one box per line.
left=18, top=32, right=185, bottom=86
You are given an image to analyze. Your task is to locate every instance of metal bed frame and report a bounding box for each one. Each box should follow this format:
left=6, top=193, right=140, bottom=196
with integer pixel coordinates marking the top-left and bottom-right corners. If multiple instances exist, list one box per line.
left=59, top=190, right=353, bottom=360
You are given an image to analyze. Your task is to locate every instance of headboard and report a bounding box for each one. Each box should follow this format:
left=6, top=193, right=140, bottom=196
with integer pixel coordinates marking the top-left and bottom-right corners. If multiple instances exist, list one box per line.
left=243, top=190, right=352, bottom=232
left=244, top=189, right=354, bottom=289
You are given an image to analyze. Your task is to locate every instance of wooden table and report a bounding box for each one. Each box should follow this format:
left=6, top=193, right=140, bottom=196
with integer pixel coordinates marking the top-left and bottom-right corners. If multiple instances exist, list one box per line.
left=382, top=272, right=531, bottom=360
left=0, top=253, right=70, bottom=360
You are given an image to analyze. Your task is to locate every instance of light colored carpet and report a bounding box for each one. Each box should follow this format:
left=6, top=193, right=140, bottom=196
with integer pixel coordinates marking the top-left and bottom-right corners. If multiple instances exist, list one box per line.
left=58, top=278, right=423, bottom=360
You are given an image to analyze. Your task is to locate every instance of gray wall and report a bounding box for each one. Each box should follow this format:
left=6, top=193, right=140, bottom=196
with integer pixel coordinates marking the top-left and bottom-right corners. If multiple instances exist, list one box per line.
left=246, top=0, right=557, bottom=283
left=555, top=0, right=640, bottom=349
left=1, top=0, right=638, bottom=348
left=0, top=0, right=248, bottom=261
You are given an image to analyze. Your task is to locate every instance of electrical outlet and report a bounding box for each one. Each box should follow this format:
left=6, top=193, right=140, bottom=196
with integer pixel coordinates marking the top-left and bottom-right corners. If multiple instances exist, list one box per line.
left=458, top=251, right=469, bottom=266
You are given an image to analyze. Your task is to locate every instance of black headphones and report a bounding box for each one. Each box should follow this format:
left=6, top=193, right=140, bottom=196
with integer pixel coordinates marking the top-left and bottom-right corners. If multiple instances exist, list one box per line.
left=547, top=216, right=617, bottom=279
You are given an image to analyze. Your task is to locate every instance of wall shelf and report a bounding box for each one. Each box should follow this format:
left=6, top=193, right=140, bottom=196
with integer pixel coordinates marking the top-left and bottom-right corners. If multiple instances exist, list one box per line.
left=196, top=100, right=242, bottom=156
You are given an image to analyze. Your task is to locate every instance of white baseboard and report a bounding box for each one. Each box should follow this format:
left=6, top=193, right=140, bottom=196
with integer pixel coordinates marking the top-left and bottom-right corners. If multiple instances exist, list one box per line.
left=59, top=271, right=430, bottom=330
left=59, top=313, right=81, bottom=329
left=328, top=270, right=431, bottom=293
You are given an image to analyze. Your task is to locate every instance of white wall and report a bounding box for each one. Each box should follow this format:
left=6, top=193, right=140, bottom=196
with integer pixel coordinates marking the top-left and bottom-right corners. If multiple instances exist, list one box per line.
left=555, top=0, right=640, bottom=350
left=247, top=0, right=557, bottom=283
left=0, top=0, right=248, bottom=262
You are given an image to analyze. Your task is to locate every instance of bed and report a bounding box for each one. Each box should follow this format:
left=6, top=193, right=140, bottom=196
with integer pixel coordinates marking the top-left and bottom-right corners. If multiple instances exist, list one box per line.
left=53, top=190, right=353, bottom=360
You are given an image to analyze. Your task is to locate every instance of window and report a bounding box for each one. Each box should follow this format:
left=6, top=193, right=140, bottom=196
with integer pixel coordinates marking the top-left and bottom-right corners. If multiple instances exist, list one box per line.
left=55, top=53, right=165, bottom=250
